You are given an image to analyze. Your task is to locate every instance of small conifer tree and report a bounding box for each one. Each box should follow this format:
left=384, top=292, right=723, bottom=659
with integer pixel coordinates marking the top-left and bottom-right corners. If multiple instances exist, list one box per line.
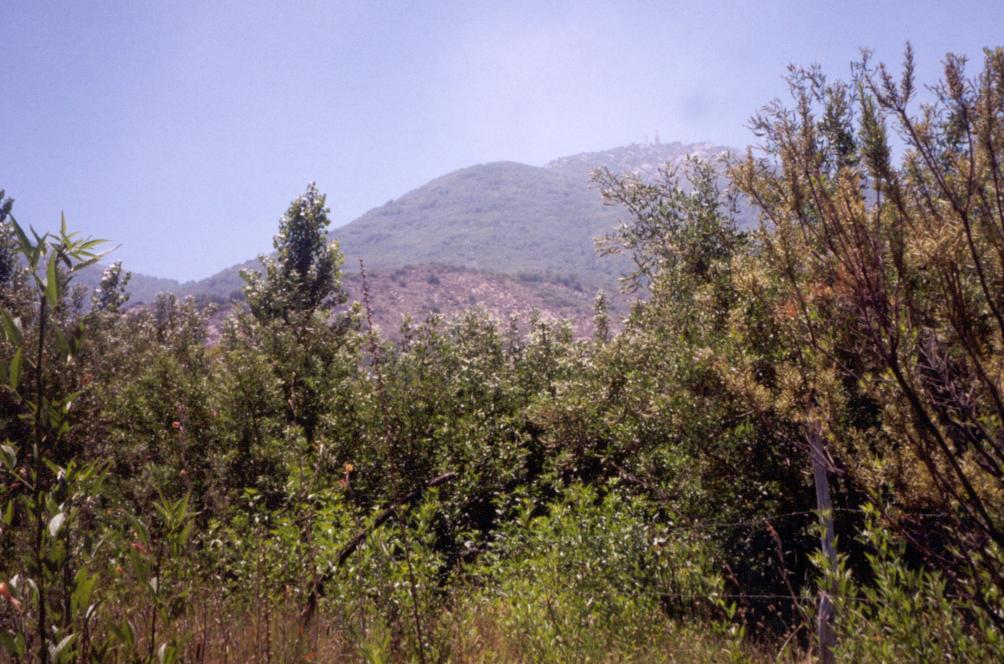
left=0, top=190, right=19, bottom=296
left=592, top=291, right=610, bottom=343
left=90, top=261, right=131, bottom=312
left=242, top=182, right=347, bottom=323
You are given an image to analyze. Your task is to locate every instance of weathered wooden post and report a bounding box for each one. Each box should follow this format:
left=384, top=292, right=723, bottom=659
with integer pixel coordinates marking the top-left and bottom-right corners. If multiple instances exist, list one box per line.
left=808, top=422, right=836, bottom=664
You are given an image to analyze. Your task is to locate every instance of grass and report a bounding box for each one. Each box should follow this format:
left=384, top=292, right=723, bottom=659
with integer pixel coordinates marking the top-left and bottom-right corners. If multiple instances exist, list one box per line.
left=95, top=594, right=802, bottom=663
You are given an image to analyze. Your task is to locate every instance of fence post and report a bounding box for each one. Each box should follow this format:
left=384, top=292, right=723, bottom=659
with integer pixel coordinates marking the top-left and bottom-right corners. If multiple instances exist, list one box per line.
left=808, top=422, right=837, bottom=664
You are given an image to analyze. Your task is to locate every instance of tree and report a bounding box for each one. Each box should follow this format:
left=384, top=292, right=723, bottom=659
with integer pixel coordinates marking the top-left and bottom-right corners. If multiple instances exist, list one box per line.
left=0, top=189, right=25, bottom=308
left=230, top=184, right=356, bottom=501
left=242, top=182, right=347, bottom=323
left=594, top=158, right=743, bottom=298
left=0, top=214, right=108, bottom=663
left=90, top=261, right=131, bottom=313
left=733, top=45, right=1004, bottom=641
left=584, top=158, right=818, bottom=637
left=592, top=291, right=610, bottom=343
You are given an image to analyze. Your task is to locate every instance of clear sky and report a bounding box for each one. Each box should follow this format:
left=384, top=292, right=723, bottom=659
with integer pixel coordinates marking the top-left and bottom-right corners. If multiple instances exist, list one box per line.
left=3, top=1, right=1003, bottom=281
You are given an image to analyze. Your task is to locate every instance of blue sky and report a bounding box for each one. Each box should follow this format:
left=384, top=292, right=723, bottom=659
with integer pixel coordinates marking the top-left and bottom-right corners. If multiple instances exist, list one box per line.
left=3, top=1, right=1003, bottom=280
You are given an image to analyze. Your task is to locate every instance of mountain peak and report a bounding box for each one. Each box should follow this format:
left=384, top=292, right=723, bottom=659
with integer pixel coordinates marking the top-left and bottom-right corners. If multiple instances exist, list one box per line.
left=545, top=140, right=736, bottom=183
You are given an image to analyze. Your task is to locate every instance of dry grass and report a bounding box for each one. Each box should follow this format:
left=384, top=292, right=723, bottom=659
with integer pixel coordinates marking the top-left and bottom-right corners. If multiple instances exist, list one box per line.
left=80, top=599, right=811, bottom=663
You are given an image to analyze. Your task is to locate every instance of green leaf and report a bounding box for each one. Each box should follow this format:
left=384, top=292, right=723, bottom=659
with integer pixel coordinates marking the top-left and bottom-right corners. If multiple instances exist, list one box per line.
left=61, top=391, right=82, bottom=415
left=53, top=328, right=70, bottom=360
left=48, top=511, right=67, bottom=538
left=70, top=254, right=103, bottom=274
left=178, top=521, right=194, bottom=548
left=7, top=348, right=22, bottom=391
left=48, top=633, right=76, bottom=663
left=46, top=253, right=59, bottom=308
left=0, top=630, right=26, bottom=658
left=109, top=620, right=137, bottom=649
left=77, top=238, right=106, bottom=251
left=123, top=510, right=150, bottom=545
left=2, top=500, right=13, bottom=526
left=157, top=642, right=177, bottom=664
left=0, top=310, right=22, bottom=345
left=10, top=217, right=34, bottom=258
left=0, top=443, right=15, bottom=470
left=71, top=569, right=99, bottom=614
left=0, top=631, right=17, bottom=656
left=44, top=459, right=66, bottom=478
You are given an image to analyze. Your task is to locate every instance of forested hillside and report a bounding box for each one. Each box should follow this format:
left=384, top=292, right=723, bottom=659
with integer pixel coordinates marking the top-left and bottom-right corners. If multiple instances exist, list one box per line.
left=3, top=48, right=1004, bottom=663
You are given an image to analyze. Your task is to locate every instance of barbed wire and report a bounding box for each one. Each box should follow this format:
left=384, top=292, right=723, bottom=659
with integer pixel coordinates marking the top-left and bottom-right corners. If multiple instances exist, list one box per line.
left=606, top=589, right=971, bottom=606
left=665, top=507, right=951, bottom=534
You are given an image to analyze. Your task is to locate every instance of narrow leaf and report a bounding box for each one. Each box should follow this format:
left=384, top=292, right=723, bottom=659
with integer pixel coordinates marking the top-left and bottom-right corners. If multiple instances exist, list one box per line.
left=70, top=255, right=104, bottom=274
left=0, top=632, right=17, bottom=655
left=46, top=253, right=59, bottom=308
left=48, top=511, right=67, bottom=538
left=8, top=348, right=22, bottom=391
left=0, top=443, right=15, bottom=470
left=71, top=569, right=99, bottom=613
left=49, top=633, right=76, bottom=662
left=0, top=311, right=23, bottom=345
left=10, top=217, right=33, bottom=257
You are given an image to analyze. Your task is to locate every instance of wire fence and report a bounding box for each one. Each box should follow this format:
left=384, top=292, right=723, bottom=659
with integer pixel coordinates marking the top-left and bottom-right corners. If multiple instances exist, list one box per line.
left=594, top=506, right=971, bottom=609
left=662, top=506, right=951, bottom=534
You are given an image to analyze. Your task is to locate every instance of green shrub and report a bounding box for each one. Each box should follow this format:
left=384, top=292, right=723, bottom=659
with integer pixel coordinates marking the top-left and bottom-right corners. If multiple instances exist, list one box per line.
left=457, top=484, right=747, bottom=662
left=822, top=507, right=1004, bottom=663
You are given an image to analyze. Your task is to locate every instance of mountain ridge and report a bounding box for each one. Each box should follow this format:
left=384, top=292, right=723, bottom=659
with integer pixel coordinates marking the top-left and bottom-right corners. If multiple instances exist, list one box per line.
left=72, top=140, right=739, bottom=329
left=123, top=140, right=736, bottom=301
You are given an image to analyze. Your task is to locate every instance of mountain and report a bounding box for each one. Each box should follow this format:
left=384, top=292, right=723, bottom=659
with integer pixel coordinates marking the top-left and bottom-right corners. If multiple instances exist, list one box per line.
left=74, top=265, right=181, bottom=304
left=84, top=142, right=738, bottom=331
left=339, top=264, right=614, bottom=339
left=91, top=141, right=737, bottom=331
left=149, top=141, right=738, bottom=302
left=334, top=141, right=736, bottom=286
left=333, top=161, right=625, bottom=285
left=545, top=140, right=734, bottom=182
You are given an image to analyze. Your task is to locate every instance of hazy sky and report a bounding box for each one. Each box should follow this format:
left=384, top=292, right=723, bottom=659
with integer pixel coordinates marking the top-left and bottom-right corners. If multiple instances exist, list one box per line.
left=3, top=1, right=1003, bottom=280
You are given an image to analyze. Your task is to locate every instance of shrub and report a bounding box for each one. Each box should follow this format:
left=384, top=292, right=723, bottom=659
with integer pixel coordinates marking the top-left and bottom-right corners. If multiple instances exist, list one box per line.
left=823, top=507, right=1004, bottom=663
left=457, top=485, right=746, bottom=662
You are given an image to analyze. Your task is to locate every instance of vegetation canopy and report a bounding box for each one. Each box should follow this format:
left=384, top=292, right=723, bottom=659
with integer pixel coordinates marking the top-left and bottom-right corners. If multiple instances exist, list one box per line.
left=2, top=46, right=1004, bottom=663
